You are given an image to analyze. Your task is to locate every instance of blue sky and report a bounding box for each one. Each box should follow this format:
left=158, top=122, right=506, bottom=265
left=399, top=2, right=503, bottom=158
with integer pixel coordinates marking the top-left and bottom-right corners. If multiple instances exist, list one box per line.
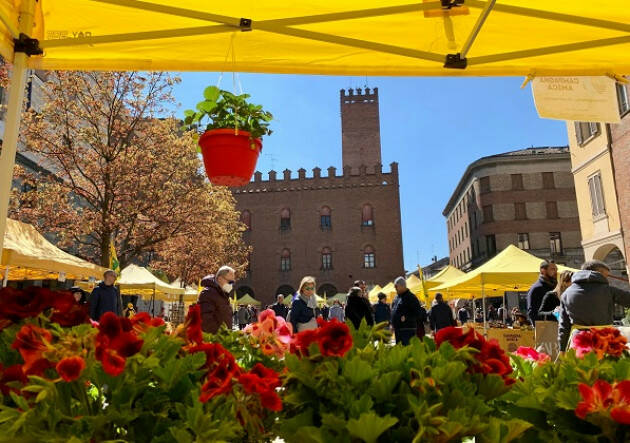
left=173, top=74, right=569, bottom=272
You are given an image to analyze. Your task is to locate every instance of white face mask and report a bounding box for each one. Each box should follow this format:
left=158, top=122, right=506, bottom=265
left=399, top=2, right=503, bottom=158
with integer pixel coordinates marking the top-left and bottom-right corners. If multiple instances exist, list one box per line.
left=221, top=283, right=233, bottom=293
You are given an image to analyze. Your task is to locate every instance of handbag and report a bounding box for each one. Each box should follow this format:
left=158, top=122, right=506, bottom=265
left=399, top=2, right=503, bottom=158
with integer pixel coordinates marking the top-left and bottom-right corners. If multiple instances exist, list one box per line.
left=297, top=317, right=318, bottom=331
left=535, top=320, right=559, bottom=360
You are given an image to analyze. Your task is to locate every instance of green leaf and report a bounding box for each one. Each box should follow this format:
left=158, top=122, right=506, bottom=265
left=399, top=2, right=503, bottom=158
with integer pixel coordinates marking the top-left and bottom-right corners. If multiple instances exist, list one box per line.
left=346, top=412, right=398, bottom=443
left=203, top=86, right=221, bottom=102
left=343, top=357, right=375, bottom=384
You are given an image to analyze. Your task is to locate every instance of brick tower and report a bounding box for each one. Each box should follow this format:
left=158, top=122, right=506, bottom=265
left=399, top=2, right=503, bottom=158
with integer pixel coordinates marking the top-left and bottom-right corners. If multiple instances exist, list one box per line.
left=341, top=87, right=382, bottom=172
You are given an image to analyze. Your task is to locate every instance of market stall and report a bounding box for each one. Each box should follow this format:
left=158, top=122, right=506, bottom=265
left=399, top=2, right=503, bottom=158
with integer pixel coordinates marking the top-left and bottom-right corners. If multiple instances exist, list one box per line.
left=431, top=245, right=576, bottom=349
left=1, top=218, right=105, bottom=284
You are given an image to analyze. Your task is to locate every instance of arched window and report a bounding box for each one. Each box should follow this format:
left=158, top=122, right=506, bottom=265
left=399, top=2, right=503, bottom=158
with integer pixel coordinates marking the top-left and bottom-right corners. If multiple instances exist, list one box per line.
left=240, top=210, right=252, bottom=231
left=236, top=286, right=255, bottom=299
left=320, top=206, right=332, bottom=230
left=318, top=283, right=338, bottom=298
left=362, top=204, right=374, bottom=227
left=321, top=247, right=333, bottom=270
left=363, top=245, right=376, bottom=268
left=280, top=248, right=291, bottom=271
left=280, top=208, right=291, bottom=231
left=276, top=285, right=296, bottom=298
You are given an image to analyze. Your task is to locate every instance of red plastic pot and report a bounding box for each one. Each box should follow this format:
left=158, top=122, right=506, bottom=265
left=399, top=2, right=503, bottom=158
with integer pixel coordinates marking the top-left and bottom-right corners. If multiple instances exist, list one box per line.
left=198, top=128, right=262, bottom=187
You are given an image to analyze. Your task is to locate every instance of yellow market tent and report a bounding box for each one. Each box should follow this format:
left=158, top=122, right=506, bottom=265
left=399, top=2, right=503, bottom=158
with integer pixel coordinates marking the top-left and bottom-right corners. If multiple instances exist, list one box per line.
left=430, top=244, right=576, bottom=296
left=406, top=274, right=427, bottom=300
left=427, top=265, right=466, bottom=287
left=380, top=282, right=397, bottom=303
left=172, top=278, right=200, bottom=303
left=235, top=293, right=261, bottom=306
left=1, top=218, right=105, bottom=282
left=116, top=264, right=186, bottom=301
left=368, top=285, right=383, bottom=303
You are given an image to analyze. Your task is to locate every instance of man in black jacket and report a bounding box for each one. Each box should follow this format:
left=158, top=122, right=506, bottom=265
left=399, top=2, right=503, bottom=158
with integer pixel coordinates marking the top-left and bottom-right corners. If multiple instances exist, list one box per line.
left=526, top=260, right=557, bottom=325
left=90, top=269, right=122, bottom=320
left=270, top=294, right=289, bottom=319
left=428, top=293, right=456, bottom=333
left=391, top=277, right=422, bottom=345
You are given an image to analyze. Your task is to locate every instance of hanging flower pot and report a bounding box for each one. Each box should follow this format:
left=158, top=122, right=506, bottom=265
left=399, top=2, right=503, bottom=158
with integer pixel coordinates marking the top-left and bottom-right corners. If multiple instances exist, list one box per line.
left=183, top=86, right=272, bottom=187
left=198, top=129, right=262, bottom=187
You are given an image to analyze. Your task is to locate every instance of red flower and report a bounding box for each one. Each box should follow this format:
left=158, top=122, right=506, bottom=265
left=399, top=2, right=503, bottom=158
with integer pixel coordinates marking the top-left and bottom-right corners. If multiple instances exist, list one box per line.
left=317, top=319, right=353, bottom=357
left=237, top=363, right=283, bottom=411
left=435, top=327, right=514, bottom=385
left=56, top=356, right=86, bottom=382
left=101, top=348, right=126, bottom=376
left=12, top=324, right=53, bottom=372
left=185, top=304, right=203, bottom=345
left=259, top=388, right=283, bottom=411
left=51, top=304, right=90, bottom=327
left=0, top=287, right=55, bottom=323
left=611, top=380, right=630, bottom=425
left=0, top=364, right=27, bottom=396
left=290, top=329, right=320, bottom=356
left=575, top=379, right=630, bottom=425
left=572, top=327, right=628, bottom=359
left=95, top=313, right=143, bottom=376
left=199, top=375, right=233, bottom=403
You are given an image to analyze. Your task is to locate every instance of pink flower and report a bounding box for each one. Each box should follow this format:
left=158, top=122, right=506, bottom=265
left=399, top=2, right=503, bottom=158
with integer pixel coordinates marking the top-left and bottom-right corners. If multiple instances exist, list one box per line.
left=514, top=346, right=551, bottom=364
left=244, top=309, right=293, bottom=358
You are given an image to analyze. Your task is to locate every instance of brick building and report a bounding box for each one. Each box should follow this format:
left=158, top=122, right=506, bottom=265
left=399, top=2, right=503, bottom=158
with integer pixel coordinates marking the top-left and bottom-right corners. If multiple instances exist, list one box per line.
left=608, top=82, right=630, bottom=273
left=232, top=88, right=405, bottom=306
left=443, top=147, right=584, bottom=271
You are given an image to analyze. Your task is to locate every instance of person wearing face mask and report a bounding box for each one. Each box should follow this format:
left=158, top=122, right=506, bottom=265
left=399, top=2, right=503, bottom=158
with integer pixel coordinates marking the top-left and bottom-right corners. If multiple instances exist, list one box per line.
left=197, top=265, right=236, bottom=334
left=290, top=276, right=318, bottom=332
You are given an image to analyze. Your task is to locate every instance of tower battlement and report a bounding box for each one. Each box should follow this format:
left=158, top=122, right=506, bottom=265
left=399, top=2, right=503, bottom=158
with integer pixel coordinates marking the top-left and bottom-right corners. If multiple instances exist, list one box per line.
left=232, top=162, right=398, bottom=194
left=340, top=87, right=379, bottom=103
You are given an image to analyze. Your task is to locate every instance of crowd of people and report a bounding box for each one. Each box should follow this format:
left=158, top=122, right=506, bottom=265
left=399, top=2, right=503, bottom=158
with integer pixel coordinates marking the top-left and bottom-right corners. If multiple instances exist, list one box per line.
left=82, top=258, right=630, bottom=356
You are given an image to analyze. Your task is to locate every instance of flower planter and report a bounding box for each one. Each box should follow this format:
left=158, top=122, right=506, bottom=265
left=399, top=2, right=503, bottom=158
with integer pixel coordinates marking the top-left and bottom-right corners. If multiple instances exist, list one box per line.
left=198, top=128, right=262, bottom=187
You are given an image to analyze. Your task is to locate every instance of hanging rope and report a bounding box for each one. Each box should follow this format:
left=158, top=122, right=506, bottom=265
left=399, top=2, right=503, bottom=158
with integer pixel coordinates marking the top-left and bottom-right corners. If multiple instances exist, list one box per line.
left=215, top=33, right=245, bottom=135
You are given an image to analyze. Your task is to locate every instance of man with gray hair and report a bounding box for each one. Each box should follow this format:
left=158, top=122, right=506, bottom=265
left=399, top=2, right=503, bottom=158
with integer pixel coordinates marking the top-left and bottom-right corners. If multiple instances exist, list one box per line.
left=197, top=265, right=236, bottom=333
left=558, top=260, right=630, bottom=352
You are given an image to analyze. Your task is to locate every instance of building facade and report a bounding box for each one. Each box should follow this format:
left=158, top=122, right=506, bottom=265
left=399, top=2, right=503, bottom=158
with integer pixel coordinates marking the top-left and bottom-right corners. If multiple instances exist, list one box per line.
left=443, top=147, right=583, bottom=271
left=232, top=88, right=405, bottom=306
left=564, top=81, right=630, bottom=278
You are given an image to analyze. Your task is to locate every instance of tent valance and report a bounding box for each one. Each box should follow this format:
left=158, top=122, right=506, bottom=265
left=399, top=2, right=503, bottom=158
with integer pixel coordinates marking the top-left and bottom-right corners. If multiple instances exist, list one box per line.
left=1, top=218, right=106, bottom=281
left=430, top=245, right=576, bottom=297
left=0, top=1, right=629, bottom=76
left=116, top=264, right=186, bottom=301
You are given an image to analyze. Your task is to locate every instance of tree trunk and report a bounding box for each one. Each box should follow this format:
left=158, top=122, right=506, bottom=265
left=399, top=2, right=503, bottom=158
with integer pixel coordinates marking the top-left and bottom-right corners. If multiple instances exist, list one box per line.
left=100, top=234, right=110, bottom=268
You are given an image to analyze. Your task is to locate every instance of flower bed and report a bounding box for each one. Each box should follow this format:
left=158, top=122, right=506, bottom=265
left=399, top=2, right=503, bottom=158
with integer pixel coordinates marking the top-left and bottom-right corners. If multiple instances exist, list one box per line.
left=0, top=287, right=628, bottom=442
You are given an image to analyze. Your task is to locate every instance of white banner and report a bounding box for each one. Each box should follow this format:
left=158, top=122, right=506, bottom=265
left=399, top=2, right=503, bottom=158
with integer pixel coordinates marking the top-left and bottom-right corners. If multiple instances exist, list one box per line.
left=532, top=76, right=620, bottom=123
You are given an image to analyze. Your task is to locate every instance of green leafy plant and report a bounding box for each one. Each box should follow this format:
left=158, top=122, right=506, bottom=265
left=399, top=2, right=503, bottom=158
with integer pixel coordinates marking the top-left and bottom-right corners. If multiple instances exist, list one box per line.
left=183, top=86, right=273, bottom=140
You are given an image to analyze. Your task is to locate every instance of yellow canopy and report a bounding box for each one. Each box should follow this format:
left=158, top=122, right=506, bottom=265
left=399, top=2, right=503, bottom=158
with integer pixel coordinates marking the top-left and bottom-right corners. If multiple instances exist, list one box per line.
left=405, top=274, right=428, bottom=302
left=116, top=264, right=186, bottom=301
left=1, top=218, right=105, bottom=281
left=379, top=282, right=397, bottom=303
left=0, top=1, right=629, bottom=76
left=368, top=285, right=383, bottom=303
left=427, top=265, right=466, bottom=285
left=430, top=244, right=576, bottom=298
left=235, top=293, right=261, bottom=306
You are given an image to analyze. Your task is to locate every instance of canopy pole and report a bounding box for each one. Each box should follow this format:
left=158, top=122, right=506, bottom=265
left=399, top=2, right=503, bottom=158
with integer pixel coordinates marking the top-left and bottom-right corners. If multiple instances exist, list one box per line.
left=0, top=0, right=37, bottom=256
left=152, top=288, right=156, bottom=316
left=2, top=266, right=8, bottom=287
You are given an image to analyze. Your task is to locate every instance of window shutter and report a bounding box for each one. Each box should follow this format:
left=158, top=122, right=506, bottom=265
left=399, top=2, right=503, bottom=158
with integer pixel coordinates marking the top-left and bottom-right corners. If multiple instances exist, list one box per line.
left=574, top=122, right=583, bottom=145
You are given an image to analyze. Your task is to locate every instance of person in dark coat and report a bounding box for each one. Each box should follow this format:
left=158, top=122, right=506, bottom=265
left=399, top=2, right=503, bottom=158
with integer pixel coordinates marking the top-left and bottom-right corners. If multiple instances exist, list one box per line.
left=89, top=270, right=122, bottom=320
left=538, top=270, right=573, bottom=322
left=416, top=303, right=428, bottom=339
left=526, top=260, right=558, bottom=325
left=391, top=276, right=423, bottom=346
left=346, top=286, right=375, bottom=329
left=428, top=293, right=456, bottom=333
left=271, top=294, right=289, bottom=319
left=290, top=276, right=318, bottom=332
left=373, top=293, right=392, bottom=325
left=558, top=261, right=630, bottom=352
left=458, top=305, right=469, bottom=325
left=321, top=304, right=330, bottom=320
left=197, top=266, right=236, bottom=334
